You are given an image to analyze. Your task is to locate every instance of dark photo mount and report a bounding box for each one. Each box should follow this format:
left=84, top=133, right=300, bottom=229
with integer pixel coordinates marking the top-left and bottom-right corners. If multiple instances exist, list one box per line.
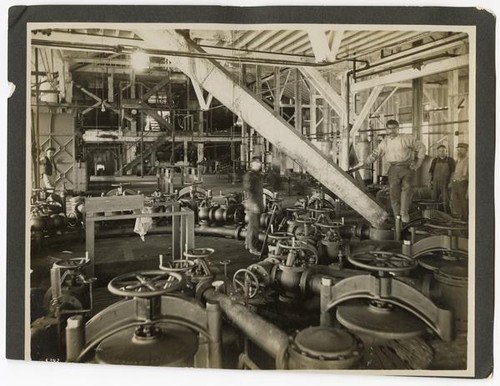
left=6, top=5, right=495, bottom=380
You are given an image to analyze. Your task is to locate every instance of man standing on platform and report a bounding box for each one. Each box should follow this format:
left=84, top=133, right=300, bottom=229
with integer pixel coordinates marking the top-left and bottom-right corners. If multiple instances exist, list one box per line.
left=243, top=156, right=264, bottom=256
left=429, top=145, right=455, bottom=213
left=450, top=143, right=469, bottom=221
left=357, top=119, right=426, bottom=223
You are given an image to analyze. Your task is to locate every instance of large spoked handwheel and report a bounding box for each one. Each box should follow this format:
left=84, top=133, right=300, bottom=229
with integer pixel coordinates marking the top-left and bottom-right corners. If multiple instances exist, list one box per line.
left=425, top=219, right=468, bottom=231
left=315, top=221, right=343, bottom=235
left=348, top=251, right=417, bottom=273
left=402, top=217, right=467, bottom=233
left=53, top=256, right=89, bottom=270
left=277, top=240, right=319, bottom=265
left=307, top=207, right=335, bottom=218
left=108, top=270, right=184, bottom=298
left=159, top=259, right=196, bottom=274
left=232, top=269, right=260, bottom=299
left=184, top=247, right=215, bottom=259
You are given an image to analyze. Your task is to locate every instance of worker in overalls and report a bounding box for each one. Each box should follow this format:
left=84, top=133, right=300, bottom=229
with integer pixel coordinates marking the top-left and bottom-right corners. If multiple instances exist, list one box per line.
left=429, top=145, right=455, bottom=213
left=450, top=143, right=469, bottom=221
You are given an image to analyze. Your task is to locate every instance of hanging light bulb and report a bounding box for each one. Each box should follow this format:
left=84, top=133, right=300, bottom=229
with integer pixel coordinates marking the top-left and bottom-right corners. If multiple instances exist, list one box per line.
left=100, top=102, right=106, bottom=112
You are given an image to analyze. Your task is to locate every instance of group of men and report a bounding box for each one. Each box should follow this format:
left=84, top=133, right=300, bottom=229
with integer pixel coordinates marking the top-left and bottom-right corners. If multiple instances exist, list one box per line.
left=243, top=119, right=469, bottom=254
left=428, top=142, right=469, bottom=220
left=243, top=119, right=469, bottom=255
left=357, top=119, right=469, bottom=222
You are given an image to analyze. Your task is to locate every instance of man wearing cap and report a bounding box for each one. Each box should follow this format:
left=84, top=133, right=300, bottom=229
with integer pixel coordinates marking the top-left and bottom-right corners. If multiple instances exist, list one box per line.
left=243, top=156, right=265, bottom=255
left=450, top=143, right=469, bottom=221
left=357, top=119, right=426, bottom=223
left=429, top=145, right=455, bottom=213
left=40, top=147, right=58, bottom=190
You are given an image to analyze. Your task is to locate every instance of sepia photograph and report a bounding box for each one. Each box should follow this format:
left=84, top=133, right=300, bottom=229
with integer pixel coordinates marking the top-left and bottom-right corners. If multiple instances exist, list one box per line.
left=3, top=4, right=496, bottom=383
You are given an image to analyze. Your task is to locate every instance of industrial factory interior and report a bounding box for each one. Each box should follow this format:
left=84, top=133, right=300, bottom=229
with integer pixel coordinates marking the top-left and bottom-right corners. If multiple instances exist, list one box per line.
left=27, top=24, right=474, bottom=373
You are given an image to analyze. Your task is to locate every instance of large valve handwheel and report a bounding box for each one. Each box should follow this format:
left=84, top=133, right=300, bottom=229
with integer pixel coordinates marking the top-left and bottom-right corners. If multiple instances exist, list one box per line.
left=315, top=221, right=343, bottom=235
left=183, top=247, right=215, bottom=259
left=232, top=269, right=260, bottom=299
left=267, top=232, right=292, bottom=244
left=177, top=184, right=207, bottom=200
left=159, top=193, right=178, bottom=202
left=286, top=207, right=304, bottom=218
left=277, top=240, right=319, bottom=265
left=307, top=207, right=334, bottom=216
left=295, top=217, right=315, bottom=225
left=425, top=219, right=468, bottom=231
left=402, top=217, right=467, bottom=233
left=316, top=220, right=343, bottom=228
left=53, top=256, right=89, bottom=270
left=348, top=251, right=417, bottom=273
left=159, top=259, right=196, bottom=273
left=108, top=270, right=184, bottom=298
left=294, top=221, right=318, bottom=239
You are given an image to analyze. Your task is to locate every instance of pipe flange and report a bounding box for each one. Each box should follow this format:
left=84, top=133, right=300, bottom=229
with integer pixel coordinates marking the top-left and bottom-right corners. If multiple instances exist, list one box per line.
left=194, top=279, right=215, bottom=302
left=299, top=269, right=314, bottom=296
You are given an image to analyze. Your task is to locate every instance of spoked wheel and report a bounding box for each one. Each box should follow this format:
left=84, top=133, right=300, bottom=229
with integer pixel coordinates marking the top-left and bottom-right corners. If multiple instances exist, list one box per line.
left=159, top=259, right=196, bottom=274
left=277, top=239, right=319, bottom=265
left=348, top=251, right=417, bottom=273
left=232, top=269, right=261, bottom=298
left=53, top=256, right=89, bottom=270
left=108, top=271, right=184, bottom=298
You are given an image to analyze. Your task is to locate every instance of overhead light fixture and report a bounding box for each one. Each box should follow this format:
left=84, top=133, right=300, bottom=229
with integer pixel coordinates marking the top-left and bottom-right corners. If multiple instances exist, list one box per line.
left=131, top=50, right=150, bottom=71
left=100, top=102, right=106, bottom=112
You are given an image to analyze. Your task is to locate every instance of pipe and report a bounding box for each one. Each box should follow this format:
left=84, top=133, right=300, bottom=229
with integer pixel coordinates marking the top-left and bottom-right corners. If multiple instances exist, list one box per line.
left=44, top=224, right=269, bottom=246
left=32, top=39, right=363, bottom=69
left=203, top=289, right=289, bottom=360
left=66, top=315, right=85, bottom=362
left=206, top=301, right=223, bottom=369
left=353, top=34, right=468, bottom=77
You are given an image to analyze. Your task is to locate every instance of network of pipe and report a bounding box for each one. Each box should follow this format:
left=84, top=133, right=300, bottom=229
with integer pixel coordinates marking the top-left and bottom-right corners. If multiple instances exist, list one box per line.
left=30, top=179, right=469, bottom=370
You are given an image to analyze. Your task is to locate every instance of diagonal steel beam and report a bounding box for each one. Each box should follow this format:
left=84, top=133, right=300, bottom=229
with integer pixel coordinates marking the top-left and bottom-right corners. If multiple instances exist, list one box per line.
left=190, top=78, right=213, bottom=111
left=373, top=86, right=399, bottom=115
left=144, top=109, right=172, bottom=131
left=74, top=83, right=133, bottom=122
left=350, top=86, right=384, bottom=141
left=299, top=67, right=346, bottom=117
left=142, top=77, right=171, bottom=101
left=135, top=29, right=388, bottom=227
left=123, top=98, right=173, bottom=131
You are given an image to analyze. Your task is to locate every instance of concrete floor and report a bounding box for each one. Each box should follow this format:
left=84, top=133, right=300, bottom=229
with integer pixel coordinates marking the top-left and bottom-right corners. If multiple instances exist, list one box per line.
left=30, top=175, right=467, bottom=370
left=30, top=227, right=467, bottom=370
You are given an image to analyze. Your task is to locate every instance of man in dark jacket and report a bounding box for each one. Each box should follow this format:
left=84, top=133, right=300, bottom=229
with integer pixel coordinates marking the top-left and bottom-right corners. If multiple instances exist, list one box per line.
left=243, top=156, right=264, bottom=255
left=429, top=145, right=455, bottom=213
left=41, top=147, right=57, bottom=189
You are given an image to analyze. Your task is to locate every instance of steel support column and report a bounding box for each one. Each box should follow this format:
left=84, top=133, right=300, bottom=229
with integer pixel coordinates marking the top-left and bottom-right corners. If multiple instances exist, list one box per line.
left=413, top=78, right=424, bottom=140
left=448, top=70, right=460, bottom=157
left=135, top=29, right=388, bottom=227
